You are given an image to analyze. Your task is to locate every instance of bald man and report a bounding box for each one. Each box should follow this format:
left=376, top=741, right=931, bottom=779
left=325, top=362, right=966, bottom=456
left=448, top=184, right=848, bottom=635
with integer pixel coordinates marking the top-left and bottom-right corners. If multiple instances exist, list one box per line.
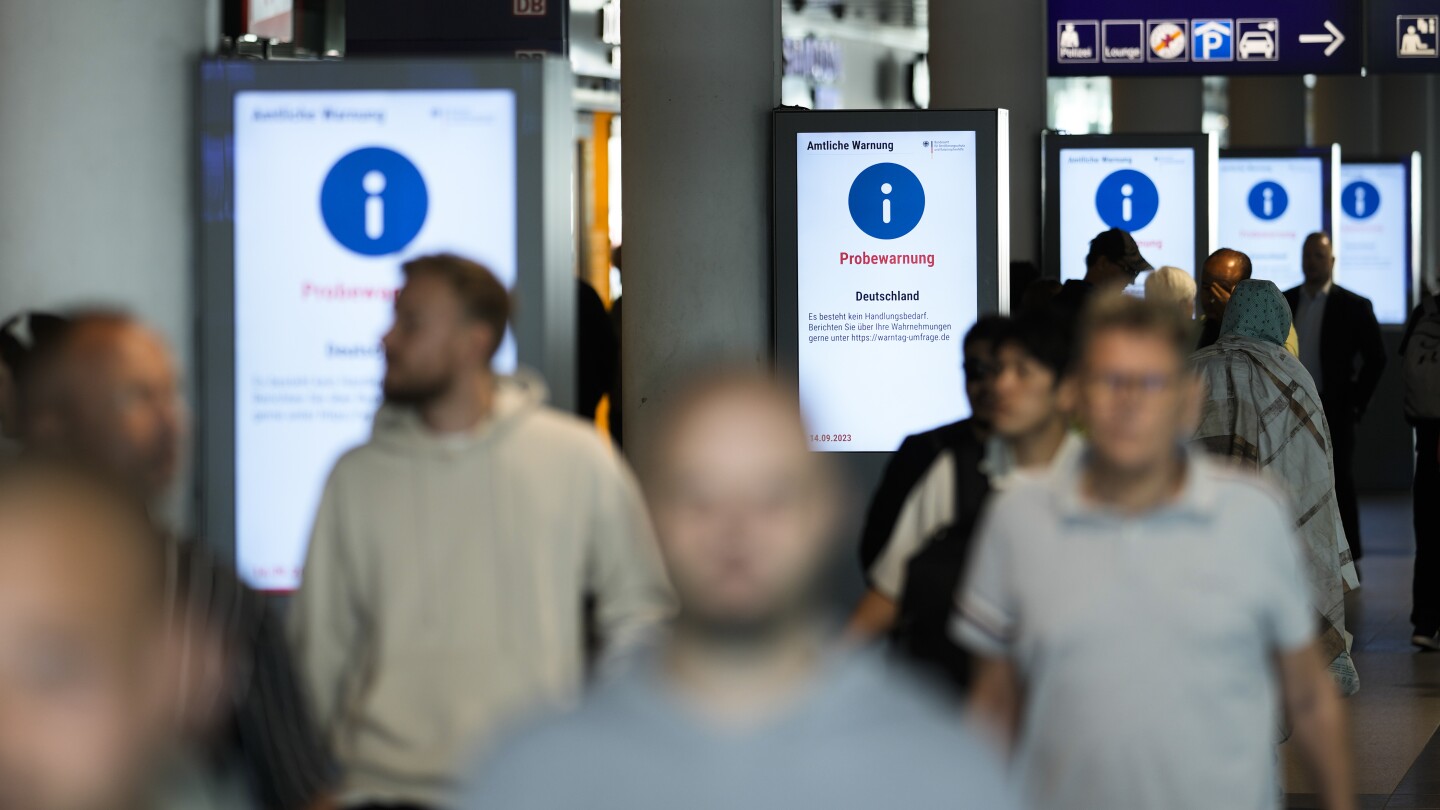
left=20, top=311, right=334, bottom=810
left=1197, top=248, right=1252, bottom=349
left=1285, top=233, right=1388, bottom=564
left=464, top=373, right=1019, bottom=810
left=0, top=462, right=175, bottom=810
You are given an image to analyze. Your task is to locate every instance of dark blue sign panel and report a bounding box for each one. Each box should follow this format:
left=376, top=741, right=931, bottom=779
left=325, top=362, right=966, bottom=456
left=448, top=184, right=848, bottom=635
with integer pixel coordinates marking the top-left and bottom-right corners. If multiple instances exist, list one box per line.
left=1368, top=0, right=1440, bottom=72
left=1049, top=0, right=1362, bottom=75
left=346, top=0, right=570, bottom=56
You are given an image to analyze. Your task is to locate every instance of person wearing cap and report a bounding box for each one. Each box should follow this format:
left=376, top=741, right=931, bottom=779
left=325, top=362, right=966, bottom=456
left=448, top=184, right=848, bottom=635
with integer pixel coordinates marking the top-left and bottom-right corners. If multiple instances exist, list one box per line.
left=1053, top=229, right=1153, bottom=327
left=1086, top=227, right=1154, bottom=289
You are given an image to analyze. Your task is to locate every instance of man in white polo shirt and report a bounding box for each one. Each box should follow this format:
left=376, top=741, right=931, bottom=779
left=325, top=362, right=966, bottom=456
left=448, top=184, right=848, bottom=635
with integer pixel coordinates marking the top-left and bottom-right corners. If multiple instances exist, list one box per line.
left=955, top=294, right=1354, bottom=810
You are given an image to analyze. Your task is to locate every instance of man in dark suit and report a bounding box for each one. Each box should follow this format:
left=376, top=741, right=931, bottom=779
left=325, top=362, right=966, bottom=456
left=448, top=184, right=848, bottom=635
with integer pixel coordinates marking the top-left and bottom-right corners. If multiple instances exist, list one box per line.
left=1285, top=232, right=1388, bottom=562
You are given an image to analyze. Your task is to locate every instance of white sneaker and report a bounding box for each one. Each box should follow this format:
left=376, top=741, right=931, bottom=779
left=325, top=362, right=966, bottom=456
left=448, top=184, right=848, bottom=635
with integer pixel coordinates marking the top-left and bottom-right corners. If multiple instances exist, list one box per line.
left=1412, top=631, right=1440, bottom=651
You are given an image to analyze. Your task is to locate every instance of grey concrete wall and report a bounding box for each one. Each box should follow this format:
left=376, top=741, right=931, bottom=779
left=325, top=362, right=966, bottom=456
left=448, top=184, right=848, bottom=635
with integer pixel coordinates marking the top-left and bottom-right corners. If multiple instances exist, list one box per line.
left=1313, top=76, right=1382, bottom=156
left=0, top=0, right=217, bottom=526
left=620, top=0, right=779, bottom=467
left=1111, top=78, right=1204, bottom=133
left=1228, top=77, right=1307, bottom=148
left=930, top=0, right=1046, bottom=265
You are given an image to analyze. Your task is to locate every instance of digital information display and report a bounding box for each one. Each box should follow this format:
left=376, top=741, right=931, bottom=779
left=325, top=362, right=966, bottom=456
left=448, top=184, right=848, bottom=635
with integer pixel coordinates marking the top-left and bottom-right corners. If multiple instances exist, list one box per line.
left=232, top=89, right=517, bottom=590
left=795, top=132, right=980, bottom=452
left=1218, top=155, right=1328, bottom=293
left=1338, top=162, right=1414, bottom=324
left=1056, top=148, right=1197, bottom=282
left=1047, top=0, right=1362, bottom=76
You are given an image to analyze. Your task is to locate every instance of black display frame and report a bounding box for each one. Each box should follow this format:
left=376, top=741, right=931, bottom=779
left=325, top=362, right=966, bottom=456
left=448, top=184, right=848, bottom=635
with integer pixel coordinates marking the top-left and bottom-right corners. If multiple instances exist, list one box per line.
left=1042, top=131, right=1217, bottom=282
left=1341, top=154, right=1423, bottom=324
left=771, top=108, right=1010, bottom=466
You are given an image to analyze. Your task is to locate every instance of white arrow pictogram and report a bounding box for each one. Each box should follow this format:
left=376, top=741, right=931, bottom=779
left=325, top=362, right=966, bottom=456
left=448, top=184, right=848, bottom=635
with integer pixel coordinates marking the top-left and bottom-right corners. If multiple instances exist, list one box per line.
left=1299, top=20, right=1346, bottom=56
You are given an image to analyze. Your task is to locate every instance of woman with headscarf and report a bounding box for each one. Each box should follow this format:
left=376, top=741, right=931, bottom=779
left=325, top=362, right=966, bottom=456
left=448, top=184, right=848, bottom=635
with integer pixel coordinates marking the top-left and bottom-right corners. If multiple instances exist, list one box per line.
left=1190, top=280, right=1360, bottom=695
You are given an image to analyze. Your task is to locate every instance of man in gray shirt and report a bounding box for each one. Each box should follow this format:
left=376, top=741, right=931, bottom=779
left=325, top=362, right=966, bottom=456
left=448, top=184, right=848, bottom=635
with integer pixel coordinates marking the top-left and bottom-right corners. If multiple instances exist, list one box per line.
left=464, top=373, right=1019, bottom=810
left=956, top=295, right=1355, bottom=810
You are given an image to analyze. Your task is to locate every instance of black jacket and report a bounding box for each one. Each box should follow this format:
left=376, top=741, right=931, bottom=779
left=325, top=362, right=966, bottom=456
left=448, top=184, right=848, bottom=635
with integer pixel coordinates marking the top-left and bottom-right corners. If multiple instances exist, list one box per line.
left=858, top=418, right=981, bottom=573
left=1197, top=316, right=1222, bottom=351
left=1283, top=283, right=1388, bottom=418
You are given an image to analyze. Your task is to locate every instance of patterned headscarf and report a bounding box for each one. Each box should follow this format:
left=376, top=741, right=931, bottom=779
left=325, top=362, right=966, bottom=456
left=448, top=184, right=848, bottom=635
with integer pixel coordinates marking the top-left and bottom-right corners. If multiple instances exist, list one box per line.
left=1220, top=279, right=1292, bottom=347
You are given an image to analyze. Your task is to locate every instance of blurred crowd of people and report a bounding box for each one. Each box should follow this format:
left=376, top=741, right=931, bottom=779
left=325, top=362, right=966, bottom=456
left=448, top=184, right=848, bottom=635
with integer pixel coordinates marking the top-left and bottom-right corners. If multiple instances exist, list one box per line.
left=0, top=229, right=1430, bottom=810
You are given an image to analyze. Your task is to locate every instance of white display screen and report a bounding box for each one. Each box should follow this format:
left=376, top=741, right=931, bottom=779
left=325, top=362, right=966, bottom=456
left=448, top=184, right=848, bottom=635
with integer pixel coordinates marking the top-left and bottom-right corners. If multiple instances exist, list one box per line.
left=1339, top=163, right=1411, bottom=325
left=796, top=131, right=979, bottom=452
left=1218, top=157, right=1326, bottom=294
left=1058, top=148, right=1196, bottom=283
left=234, top=89, right=517, bottom=590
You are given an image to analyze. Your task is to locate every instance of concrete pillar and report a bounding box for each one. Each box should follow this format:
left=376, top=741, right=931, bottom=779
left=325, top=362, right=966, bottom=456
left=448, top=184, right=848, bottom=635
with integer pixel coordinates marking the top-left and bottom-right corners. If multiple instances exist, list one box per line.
left=1312, top=76, right=1381, bottom=155
left=0, top=0, right=216, bottom=524
left=929, top=0, right=1046, bottom=265
left=620, top=0, right=779, bottom=463
left=1228, top=77, right=1307, bottom=147
left=1110, top=78, right=1204, bottom=133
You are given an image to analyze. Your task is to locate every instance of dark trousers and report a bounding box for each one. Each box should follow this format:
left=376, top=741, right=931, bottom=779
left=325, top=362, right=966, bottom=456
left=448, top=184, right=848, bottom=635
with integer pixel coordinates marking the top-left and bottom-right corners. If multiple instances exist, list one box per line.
left=1414, top=423, right=1440, bottom=632
left=1324, top=395, right=1363, bottom=561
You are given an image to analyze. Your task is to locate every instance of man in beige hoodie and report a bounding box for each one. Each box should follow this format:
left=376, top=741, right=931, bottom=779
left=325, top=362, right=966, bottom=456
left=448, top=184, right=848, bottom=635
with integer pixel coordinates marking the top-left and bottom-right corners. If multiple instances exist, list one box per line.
left=290, top=254, right=674, bottom=810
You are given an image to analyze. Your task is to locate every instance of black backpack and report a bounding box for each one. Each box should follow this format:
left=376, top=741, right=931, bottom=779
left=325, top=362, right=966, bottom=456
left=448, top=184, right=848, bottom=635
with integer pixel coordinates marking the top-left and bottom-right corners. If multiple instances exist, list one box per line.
left=889, top=430, right=991, bottom=692
left=1403, top=292, right=1440, bottom=422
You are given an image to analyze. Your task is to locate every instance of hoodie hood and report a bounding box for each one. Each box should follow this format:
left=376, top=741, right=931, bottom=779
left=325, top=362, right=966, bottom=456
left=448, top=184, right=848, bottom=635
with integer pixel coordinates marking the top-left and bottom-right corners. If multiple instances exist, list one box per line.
left=368, top=370, right=550, bottom=456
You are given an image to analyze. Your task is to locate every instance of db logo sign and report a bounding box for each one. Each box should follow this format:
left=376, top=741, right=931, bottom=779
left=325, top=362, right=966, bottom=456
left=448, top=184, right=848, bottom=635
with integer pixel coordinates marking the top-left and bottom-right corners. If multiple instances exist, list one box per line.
left=514, top=0, right=547, bottom=15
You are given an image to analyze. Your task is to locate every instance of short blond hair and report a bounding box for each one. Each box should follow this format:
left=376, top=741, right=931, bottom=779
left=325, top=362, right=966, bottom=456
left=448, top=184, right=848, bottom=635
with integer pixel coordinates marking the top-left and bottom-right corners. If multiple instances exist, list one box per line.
left=1079, top=292, right=1195, bottom=367
left=1144, top=266, right=1197, bottom=310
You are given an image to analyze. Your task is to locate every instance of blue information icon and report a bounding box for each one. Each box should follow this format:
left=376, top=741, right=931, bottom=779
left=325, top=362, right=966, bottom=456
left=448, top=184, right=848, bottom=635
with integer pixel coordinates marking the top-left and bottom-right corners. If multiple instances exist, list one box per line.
left=848, top=163, right=926, bottom=240
left=321, top=147, right=429, bottom=256
left=1247, top=181, right=1289, bottom=220
left=1095, top=169, right=1160, bottom=231
left=1342, top=180, right=1380, bottom=220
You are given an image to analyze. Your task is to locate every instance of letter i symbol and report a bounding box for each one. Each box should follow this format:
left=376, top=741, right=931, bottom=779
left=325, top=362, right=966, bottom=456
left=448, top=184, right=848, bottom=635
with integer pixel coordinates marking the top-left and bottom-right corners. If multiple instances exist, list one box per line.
left=1120, top=183, right=1134, bottom=223
left=881, top=182, right=893, bottom=224
left=1355, top=187, right=1367, bottom=217
left=1263, top=187, right=1274, bottom=217
left=363, top=170, right=387, bottom=239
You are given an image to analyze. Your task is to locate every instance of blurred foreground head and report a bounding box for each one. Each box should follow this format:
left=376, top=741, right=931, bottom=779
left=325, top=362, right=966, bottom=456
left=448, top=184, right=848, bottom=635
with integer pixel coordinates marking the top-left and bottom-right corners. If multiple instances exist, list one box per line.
left=1076, top=295, right=1201, bottom=474
left=645, top=372, right=838, bottom=640
left=0, top=462, right=173, bottom=810
left=21, top=313, right=185, bottom=503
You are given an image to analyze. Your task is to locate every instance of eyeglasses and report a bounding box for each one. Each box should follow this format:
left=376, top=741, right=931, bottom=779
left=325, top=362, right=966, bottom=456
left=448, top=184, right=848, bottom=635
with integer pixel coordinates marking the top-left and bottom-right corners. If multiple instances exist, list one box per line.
left=1084, top=372, right=1177, bottom=396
